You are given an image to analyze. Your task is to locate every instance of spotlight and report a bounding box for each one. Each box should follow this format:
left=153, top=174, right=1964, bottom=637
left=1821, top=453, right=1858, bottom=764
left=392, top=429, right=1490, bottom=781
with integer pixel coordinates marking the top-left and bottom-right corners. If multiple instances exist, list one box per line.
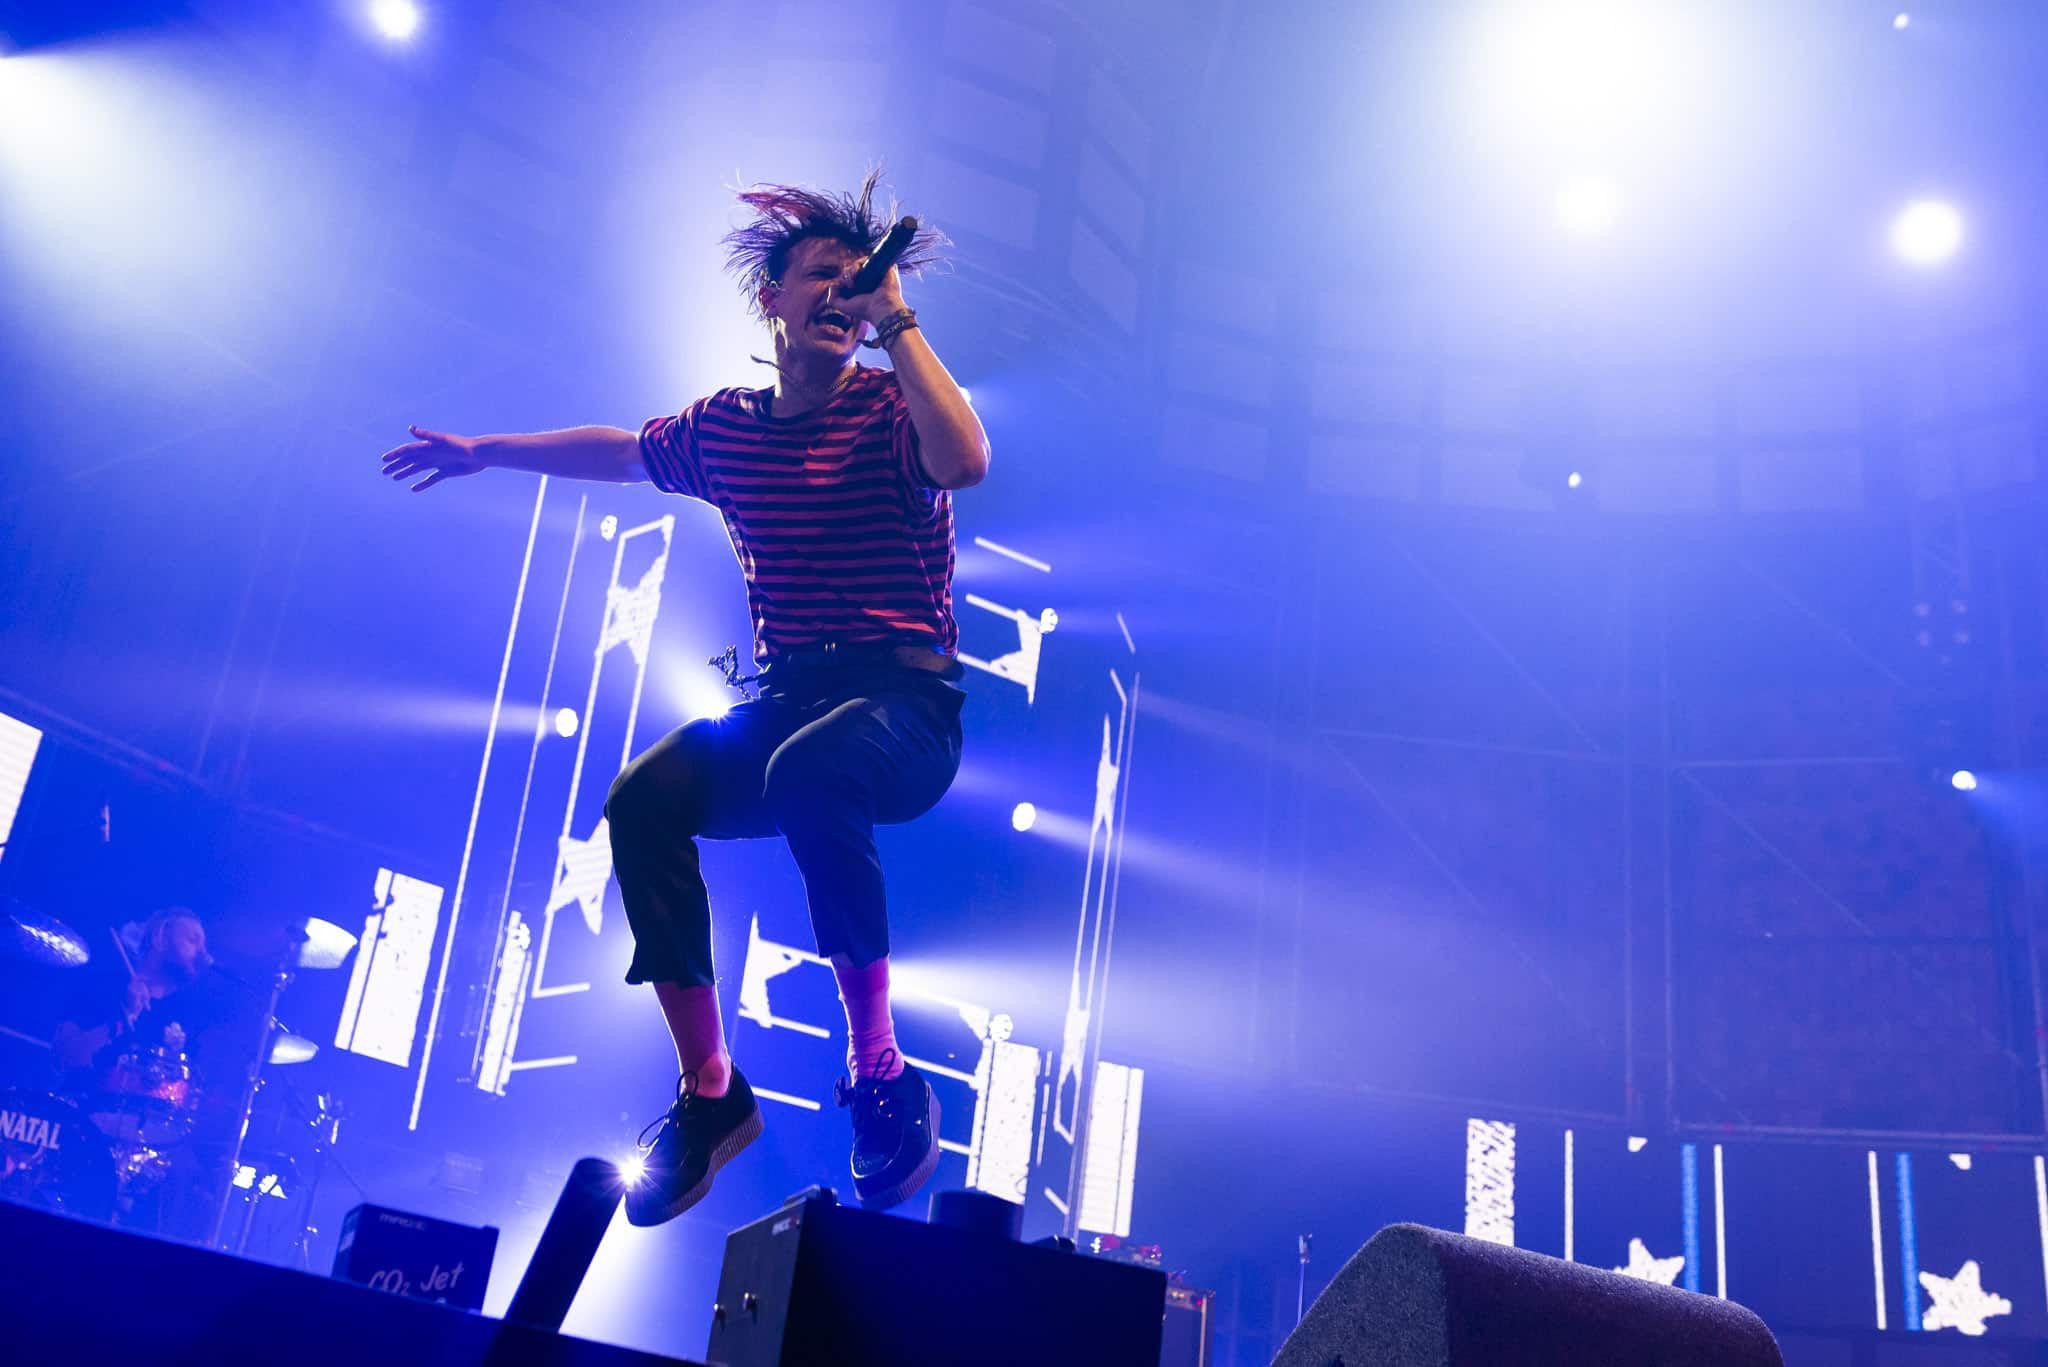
left=369, top=0, right=421, bottom=41
left=1893, top=13, right=1910, bottom=30
left=1567, top=471, right=1583, bottom=489
left=1011, top=802, right=1037, bottom=832
left=617, top=1153, right=647, bottom=1187
left=1554, top=176, right=1621, bottom=237
left=959, top=388, right=973, bottom=405
left=553, top=708, right=580, bottom=738
left=1951, top=770, right=1978, bottom=792
left=599, top=515, right=619, bottom=542
left=1892, top=200, right=1962, bottom=266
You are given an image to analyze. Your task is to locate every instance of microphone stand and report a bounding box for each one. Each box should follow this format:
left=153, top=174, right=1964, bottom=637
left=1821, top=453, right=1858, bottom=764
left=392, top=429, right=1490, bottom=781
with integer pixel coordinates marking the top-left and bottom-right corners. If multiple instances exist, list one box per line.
left=206, top=924, right=306, bottom=1249
left=283, top=1086, right=342, bottom=1270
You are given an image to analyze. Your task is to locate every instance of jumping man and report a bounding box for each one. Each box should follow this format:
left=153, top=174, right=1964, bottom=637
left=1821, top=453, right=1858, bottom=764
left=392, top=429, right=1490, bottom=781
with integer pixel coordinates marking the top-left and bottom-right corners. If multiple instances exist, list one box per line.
left=379, top=172, right=986, bottom=1223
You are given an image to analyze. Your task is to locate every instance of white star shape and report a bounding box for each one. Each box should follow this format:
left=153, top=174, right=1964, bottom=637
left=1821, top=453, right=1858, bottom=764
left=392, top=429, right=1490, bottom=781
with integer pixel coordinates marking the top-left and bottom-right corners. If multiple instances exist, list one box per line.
left=548, top=819, right=614, bottom=934
left=1612, top=1238, right=1685, bottom=1286
left=1920, top=1261, right=2012, bottom=1336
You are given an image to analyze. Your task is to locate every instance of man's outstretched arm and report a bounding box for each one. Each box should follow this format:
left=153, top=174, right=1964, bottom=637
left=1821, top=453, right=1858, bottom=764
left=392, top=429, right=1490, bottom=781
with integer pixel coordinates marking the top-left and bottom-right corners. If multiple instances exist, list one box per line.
left=379, top=424, right=646, bottom=492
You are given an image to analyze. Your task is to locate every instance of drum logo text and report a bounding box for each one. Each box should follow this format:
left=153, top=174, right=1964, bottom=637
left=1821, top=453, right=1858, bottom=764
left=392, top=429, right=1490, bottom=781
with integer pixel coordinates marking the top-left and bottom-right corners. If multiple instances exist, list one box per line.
left=0, top=1108, right=61, bottom=1150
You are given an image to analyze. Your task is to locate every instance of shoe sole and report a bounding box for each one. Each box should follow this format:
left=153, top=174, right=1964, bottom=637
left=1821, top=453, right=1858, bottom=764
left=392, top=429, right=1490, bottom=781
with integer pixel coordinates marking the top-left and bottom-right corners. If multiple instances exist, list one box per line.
left=854, top=1086, right=942, bottom=1211
left=627, top=1104, right=764, bottom=1228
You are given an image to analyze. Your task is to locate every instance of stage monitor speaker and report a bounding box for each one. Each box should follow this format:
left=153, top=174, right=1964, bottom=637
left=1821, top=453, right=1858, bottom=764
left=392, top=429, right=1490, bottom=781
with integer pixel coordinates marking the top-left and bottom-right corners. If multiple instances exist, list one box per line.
left=1272, top=1223, right=1783, bottom=1367
left=0, top=1198, right=693, bottom=1366
left=706, top=1192, right=1164, bottom=1367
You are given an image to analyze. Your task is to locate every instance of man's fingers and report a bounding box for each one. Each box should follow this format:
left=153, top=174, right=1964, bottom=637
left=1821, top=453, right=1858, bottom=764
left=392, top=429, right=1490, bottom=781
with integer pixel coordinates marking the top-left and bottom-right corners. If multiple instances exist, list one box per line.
left=385, top=428, right=470, bottom=491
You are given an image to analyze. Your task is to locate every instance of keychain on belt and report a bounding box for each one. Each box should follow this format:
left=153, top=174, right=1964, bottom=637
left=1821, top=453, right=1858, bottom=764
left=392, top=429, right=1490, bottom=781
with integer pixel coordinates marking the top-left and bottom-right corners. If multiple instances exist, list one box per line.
left=709, top=645, right=764, bottom=698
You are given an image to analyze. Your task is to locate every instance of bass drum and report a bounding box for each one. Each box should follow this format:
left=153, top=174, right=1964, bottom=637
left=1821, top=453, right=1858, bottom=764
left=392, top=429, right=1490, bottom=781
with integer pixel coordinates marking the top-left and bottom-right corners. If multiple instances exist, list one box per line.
left=0, top=1088, right=117, bottom=1223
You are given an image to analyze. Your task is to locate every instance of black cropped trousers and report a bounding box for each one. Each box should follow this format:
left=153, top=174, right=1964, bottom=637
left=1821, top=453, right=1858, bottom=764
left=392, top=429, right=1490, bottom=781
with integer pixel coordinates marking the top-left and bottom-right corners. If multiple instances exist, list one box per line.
left=606, top=659, right=964, bottom=988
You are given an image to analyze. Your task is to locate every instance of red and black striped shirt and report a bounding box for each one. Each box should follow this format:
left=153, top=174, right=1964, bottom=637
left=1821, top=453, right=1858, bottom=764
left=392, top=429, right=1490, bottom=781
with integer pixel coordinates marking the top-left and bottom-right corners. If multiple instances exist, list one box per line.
left=639, top=365, right=957, bottom=664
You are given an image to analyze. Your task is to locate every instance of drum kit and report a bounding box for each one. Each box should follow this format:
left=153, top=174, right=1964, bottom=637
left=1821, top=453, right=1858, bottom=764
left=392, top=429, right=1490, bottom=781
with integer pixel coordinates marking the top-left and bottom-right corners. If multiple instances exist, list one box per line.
left=0, top=895, right=353, bottom=1254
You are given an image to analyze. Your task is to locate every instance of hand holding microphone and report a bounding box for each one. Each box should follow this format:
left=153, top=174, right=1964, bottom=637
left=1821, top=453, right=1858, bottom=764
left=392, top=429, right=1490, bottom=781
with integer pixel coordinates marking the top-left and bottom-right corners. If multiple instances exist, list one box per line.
left=833, top=217, right=922, bottom=348
left=841, top=216, right=918, bottom=300
left=835, top=216, right=925, bottom=340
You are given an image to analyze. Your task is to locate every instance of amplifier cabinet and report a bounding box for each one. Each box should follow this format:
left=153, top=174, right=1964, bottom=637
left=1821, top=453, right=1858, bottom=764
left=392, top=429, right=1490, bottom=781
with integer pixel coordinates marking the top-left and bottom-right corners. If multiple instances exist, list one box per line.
left=1161, top=1284, right=1213, bottom=1367
left=707, top=1196, right=1164, bottom=1367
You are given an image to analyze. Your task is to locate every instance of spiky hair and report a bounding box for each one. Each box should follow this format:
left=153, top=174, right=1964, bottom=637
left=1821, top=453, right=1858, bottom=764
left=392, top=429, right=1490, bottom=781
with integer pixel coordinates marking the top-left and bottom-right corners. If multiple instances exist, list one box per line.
left=722, top=168, right=949, bottom=320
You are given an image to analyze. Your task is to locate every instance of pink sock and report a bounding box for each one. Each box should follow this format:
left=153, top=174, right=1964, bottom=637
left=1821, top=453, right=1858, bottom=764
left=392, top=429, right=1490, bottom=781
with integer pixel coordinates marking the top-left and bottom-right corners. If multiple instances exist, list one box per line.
left=653, top=982, right=731, bottom=1097
left=833, top=955, right=904, bottom=1081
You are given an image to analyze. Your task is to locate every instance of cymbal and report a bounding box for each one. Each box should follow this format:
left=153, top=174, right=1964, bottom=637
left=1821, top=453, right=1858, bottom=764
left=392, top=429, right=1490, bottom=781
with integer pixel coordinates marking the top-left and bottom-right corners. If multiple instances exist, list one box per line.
left=296, top=917, right=358, bottom=971
left=267, top=1032, right=318, bottom=1066
left=1, top=898, right=90, bottom=968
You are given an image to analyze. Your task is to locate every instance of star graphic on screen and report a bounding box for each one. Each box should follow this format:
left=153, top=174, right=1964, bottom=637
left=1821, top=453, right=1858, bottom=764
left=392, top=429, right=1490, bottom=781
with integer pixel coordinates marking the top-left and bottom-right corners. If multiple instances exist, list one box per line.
left=1920, top=1261, right=2013, bottom=1336
left=1612, top=1238, right=1685, bottom=1286
left=548, top=818, right=614, bottom=934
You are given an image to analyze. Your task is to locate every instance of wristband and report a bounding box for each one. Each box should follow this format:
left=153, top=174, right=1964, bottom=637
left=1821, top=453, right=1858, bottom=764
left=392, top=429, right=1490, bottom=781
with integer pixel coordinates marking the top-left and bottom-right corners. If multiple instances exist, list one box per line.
left=862, top=308, right=919, bottom=350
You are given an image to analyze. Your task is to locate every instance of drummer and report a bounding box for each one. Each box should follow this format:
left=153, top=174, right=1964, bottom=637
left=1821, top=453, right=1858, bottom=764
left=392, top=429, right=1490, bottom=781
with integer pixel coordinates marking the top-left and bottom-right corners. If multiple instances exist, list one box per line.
left=49, top=908, right=234, bottom=1237
left=51, top=907, right=212, bottom=1078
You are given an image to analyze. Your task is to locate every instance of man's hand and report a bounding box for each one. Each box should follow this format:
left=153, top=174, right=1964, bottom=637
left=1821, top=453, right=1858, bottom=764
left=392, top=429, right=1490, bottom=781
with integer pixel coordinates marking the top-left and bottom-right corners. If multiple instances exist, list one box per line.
left=833, top=262, right=909, bottom=330
left=123, top=976, right=151, bottom=1022
left=381, top=426, right=486, bottom=492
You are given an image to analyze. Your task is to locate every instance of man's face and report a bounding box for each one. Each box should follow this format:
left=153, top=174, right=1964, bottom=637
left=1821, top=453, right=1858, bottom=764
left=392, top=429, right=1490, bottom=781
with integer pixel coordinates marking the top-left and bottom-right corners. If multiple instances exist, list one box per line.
left=763, top=236, right=864, bottom=363
left=158, top=917, right=209, bottom=982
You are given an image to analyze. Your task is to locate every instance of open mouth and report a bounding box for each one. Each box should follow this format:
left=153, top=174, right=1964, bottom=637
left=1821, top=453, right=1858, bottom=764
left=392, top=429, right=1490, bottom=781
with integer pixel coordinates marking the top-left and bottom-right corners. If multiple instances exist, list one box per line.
left=813, top=309, right=854, bottom=337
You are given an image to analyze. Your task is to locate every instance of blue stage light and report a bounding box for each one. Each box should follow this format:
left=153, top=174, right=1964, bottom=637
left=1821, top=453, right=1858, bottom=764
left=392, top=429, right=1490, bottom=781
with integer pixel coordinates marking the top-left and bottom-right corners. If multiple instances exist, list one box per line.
left=617, top=1153, right=647, bottom=1187
left=369, top=0, right=421, bottom=41
left=1951, top=770, right=1978, bottom=792
left=1893, top=200, right=1962, bottom=265
left=1554, top=176, right=1621, bottom=237
left=553, top=707, right=579, bottom=739
left=1011, top=802, right=1037, bottom=832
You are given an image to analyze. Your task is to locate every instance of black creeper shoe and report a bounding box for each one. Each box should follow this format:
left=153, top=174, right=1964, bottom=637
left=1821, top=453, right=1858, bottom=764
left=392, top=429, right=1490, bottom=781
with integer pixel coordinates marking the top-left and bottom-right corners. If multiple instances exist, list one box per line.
left=625, top=1065, right=763, bottom=1227
left=835, top=1050, right=941, bottom=1211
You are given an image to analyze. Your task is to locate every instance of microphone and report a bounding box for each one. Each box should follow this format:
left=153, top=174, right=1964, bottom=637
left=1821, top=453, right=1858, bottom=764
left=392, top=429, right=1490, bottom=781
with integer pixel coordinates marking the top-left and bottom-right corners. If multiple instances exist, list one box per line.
left=841, top=216, right=919, bottom=298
